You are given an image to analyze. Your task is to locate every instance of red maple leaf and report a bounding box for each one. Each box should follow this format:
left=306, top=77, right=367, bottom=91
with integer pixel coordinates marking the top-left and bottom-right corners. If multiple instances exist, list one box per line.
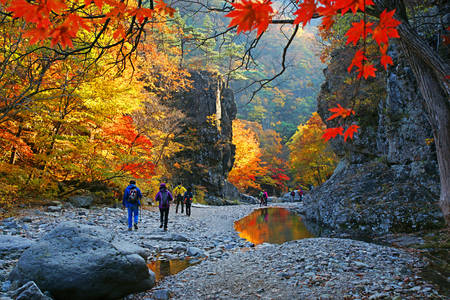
left=357, top=64, right=377, bottom=79
left=345, top=20, right=373, bottom=45
left=372, top=9, right=401, bottom=46
left=317, top=1, right=338, bottom=30
left=327, top=104, right=355, bottom=121
left=347, top=49, right=367, bottom=73
left=344, top=124, right=360, bottom=141
left=225, top=0, right=273, bottom=36
left=322, top=127, right=344, bottom=141
left=334, top=0, right=374, bottom=15
left=380, top=54, right=393, bottom=70
left=293, top=0, right=317, bottom=27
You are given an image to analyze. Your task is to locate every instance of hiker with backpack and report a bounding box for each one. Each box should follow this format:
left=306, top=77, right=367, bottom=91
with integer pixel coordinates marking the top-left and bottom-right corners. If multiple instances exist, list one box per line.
left=173, top=183, right=187, bottom=214
left=183, top=186, right=194, bottom=216
left=259, top=190, right=268, bottom=206
left=290, top=190, right=295, bottom=202
left=297, top=187, right=303, bottom=201
left=155, top=183, right=173, bottom=231
left=122, top=180, right=142, bottom=231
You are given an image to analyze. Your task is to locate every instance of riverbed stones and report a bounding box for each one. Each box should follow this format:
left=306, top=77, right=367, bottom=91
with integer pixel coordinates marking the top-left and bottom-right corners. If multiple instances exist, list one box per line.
left=8, top=222, right=155, bottom=300
left=0, top=203, right=444, bottom=299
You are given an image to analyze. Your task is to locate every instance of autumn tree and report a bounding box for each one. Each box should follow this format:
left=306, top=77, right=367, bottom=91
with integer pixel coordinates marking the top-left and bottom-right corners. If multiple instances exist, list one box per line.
left=228, top=119, right=268, bottom=193
left=242, top=121, right=290, bottom=194
left=288, top=112, right=337, bottom=186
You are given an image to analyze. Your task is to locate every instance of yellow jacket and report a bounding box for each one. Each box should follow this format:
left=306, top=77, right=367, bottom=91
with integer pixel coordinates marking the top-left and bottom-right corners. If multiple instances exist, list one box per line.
left=173, top=185, right=187, bottom=197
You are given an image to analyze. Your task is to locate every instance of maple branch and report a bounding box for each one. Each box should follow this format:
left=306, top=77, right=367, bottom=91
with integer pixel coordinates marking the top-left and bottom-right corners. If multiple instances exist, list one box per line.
left=242, top=24, right=300, bottom=103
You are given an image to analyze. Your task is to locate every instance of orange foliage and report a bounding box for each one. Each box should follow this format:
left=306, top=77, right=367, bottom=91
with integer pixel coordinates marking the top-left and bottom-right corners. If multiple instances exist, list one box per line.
left=1, top=0, right=173, bottom=48
left=228, top=119, right=268, bottom=192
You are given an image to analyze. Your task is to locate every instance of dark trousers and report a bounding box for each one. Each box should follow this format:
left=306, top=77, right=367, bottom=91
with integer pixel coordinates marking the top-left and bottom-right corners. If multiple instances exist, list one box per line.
left=185, top=203, right=191, bottom=216
left=175, top=197, right=184, bottom=213
left=159, top=207, right=169, bottom=228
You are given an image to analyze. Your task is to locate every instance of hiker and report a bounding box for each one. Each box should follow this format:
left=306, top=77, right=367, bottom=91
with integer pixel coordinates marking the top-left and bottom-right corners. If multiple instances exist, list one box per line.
left=155, top=183, right=173, bottom=231
left=290, top=190, right=295, bottom=202
left=122, top=180, right=142, bottom=231
left=183, top=186, right=194, bottom=216
left=259, top=191, right=264, bottom=207
left=173, top=183, right=187, bottom=214
left=260, top=190, right=268, bottom=206
left=297, top=187, right=303, bottom=201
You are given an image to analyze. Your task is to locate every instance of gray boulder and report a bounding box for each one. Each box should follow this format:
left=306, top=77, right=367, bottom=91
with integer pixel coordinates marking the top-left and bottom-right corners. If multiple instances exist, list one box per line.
left=68, top=195, right=93, bottom=208
left=9, top=222, right=155, bottom=300
left=240, top=194, right=258, bottom=204
left=186, top=247, right=205, bottom=257
left=0, top=236, right=35, bottom=259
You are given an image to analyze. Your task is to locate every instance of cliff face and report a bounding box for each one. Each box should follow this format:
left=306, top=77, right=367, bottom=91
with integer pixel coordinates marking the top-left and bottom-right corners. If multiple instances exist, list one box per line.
left=303, top=43, right=444, bottom=236
left=169, top=71, right=239, bottom=204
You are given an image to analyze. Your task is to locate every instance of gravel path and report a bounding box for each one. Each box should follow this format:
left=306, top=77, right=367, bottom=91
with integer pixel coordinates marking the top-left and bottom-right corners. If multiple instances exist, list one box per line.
left=0, top=203, right=445, bottom=299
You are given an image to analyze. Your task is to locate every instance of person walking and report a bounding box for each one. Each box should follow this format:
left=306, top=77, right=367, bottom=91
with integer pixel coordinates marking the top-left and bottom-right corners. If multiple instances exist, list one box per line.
left=297, top=187, right=303, bottom=201
left=123, top=180, right=142, bottom=231
left=173, top=183, right=187, bottom=214
left=183, top=186, right=194, bottom=216
left=155, top=183, right=173, bottom=231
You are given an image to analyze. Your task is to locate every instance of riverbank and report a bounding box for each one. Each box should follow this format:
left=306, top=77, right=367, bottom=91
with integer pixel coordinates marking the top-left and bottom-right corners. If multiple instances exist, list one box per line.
left=0, top=203, right=446, bottom=299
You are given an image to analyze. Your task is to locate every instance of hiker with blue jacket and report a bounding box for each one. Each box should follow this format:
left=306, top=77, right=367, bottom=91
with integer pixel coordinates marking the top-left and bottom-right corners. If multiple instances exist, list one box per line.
left=123, top=180, right=142, bottom=231
left=155, top=183, right=173, bottom=231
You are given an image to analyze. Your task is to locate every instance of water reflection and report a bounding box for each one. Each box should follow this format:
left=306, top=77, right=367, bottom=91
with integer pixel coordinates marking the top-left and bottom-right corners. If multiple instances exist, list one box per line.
left=234, top=207, right=313, bottom=245
left=147, top=258, right=200, bottom=281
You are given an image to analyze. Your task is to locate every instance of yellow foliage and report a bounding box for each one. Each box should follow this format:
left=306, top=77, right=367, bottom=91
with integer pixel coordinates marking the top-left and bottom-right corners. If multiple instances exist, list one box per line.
left=288, top=113, right=337, bottom=185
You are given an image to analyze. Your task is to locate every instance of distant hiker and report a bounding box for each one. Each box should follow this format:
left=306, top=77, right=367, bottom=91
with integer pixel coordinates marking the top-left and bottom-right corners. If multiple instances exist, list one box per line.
left=183, top=187, right=194, bottom=216
left=297, top=188, right=303, bottom=201
left=123, top=180, right=142, bottom=231
left=290, top=190, right=295, bottom=202
left=259, top=191, right=264, bottom=207
left=173, top=183, right=187, bottom=214
left=155, top=183, right=173, bottom=231
left=260, top=191, right=268, bottom=206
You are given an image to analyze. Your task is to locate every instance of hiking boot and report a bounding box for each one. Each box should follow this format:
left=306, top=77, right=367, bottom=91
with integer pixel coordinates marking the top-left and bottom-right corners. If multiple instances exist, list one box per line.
left=159, top=224, right=163, bottom=228
left=134, top=224, right=138, bottom=230
left=164, top=227, right=167, bottom=231
left=128, top=227, right=132, bottom=231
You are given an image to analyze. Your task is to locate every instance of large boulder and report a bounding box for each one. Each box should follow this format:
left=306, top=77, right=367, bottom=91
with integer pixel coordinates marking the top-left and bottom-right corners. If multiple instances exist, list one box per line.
left=68, top=194, right=94, bottom=208
left=9, top=222, right=155, bottom=300
left=0, top=236, right=35, bottom=260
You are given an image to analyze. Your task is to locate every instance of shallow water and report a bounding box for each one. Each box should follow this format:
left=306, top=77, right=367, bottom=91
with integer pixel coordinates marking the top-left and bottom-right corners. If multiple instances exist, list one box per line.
left=147, top=258, right=201, bottom=281
left=234, top=207, right=313, bottom=245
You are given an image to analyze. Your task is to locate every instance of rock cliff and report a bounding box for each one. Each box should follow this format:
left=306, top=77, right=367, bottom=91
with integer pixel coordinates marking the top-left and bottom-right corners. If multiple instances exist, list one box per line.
left=168, top=71, right=239, bottom=204
left=303, top=43, right=445, bottom=236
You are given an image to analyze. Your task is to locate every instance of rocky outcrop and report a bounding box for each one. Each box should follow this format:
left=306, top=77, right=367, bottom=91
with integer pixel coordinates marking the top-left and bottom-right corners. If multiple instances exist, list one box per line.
left=168, top=71, right=239, bottom=204
left=304, top=43, right=445, bottom=236
left=9, top=222, right=155, bottom=300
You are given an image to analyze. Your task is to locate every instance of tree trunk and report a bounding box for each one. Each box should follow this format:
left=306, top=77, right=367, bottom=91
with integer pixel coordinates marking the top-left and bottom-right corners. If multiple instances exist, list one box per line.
left=371, top=0, right=450, bottom=223
left=399, top=38, right=450, bottom=222
left=395, top=24, right=450, bottom=223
